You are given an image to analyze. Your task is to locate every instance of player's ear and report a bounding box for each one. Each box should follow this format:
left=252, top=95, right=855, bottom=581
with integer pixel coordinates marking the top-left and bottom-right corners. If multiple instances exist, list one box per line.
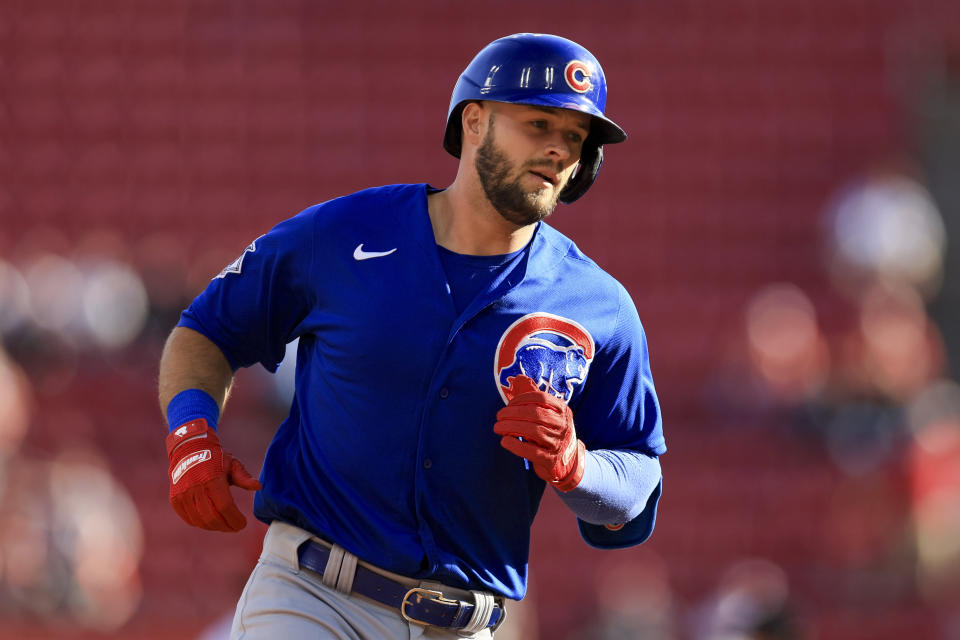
left=461, top=101, right=486, bottom=147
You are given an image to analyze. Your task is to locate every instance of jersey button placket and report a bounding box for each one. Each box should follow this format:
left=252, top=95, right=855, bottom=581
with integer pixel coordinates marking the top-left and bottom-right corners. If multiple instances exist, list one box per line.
left=425, top=391, right=445, bottom=468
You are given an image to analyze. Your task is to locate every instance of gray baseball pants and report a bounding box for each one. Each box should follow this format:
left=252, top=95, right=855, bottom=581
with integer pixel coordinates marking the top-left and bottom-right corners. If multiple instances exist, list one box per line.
left=229, top=521, right=498, bottom=639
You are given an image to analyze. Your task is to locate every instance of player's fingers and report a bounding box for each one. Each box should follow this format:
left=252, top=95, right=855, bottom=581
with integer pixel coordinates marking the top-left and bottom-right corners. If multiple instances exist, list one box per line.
left=177, top=479, right=240, bottom=532
left=186, top=489, right=228, bottom=532
left=176, top=492, right=232, bottom=531
left=497, top=406, right=553, bottom=425
left=508, top=391, right=565, bottom=409
left=493, top=418, right=525, bottom=436
left=499, top=435, right=544, bottom=461
left=180, top=486, right=222, bottom=529
left=495, top=405, right=560, bottom=425
left=494, top=420, right=558, bottom=448
left=206, top=484, right=247, bottom=532
left=170, top=494, right=205, bottom=529
left=493, top=419, right=540, bottom=440
left=216, top=503, right=247, bottom=532
left=227, top=456, right=262, bottom=491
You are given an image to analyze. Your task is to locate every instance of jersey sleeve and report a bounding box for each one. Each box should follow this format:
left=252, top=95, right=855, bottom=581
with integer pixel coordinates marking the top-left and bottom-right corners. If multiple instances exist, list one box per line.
left=577, top=478, right=663, bottom=549
left=177, top=209, right=317, bottom=373
left=573, top=282, right=666, bottom=548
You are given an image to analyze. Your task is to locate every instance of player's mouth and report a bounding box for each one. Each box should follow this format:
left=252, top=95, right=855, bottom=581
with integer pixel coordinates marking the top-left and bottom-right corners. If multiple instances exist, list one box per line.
left=528, top=170, right=558, bottom=186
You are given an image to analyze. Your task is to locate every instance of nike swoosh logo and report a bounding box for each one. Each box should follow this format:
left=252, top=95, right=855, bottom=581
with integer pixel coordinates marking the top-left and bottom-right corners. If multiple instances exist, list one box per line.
left=353, top=244, right=397, bottom=261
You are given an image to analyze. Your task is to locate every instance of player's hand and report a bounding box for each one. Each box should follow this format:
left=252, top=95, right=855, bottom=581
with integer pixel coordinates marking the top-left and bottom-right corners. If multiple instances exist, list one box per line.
left=494, top=375, right=586, bottom=492
left=166, top=418, right=261, bottom=532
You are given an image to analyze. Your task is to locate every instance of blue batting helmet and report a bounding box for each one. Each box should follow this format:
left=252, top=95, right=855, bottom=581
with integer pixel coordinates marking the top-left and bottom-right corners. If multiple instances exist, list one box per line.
left=443, top=33, right=627, bottom=204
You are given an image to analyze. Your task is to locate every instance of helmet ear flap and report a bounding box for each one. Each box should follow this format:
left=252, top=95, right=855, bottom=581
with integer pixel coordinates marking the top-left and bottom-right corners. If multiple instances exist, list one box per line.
left=559, top=142, right=603, bottom=204
left=443, top=103, right=468, bottom=158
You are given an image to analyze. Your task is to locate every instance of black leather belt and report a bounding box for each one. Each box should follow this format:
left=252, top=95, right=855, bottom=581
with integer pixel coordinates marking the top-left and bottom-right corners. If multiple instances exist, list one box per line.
left=297, top=540, right=506, bottom=631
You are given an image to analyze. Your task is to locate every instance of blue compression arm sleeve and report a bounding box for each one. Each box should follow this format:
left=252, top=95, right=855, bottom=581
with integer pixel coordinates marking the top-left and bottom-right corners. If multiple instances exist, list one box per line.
left=556, top=449, right=661, bottom=525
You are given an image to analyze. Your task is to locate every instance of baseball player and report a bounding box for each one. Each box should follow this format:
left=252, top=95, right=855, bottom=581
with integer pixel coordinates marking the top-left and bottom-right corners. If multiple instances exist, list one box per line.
left=159, top=33, right=666, bottom=639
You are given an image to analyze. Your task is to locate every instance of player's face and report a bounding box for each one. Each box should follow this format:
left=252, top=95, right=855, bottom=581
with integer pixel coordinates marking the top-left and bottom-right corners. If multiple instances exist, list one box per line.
left=474, top=103, right=590, bottom=227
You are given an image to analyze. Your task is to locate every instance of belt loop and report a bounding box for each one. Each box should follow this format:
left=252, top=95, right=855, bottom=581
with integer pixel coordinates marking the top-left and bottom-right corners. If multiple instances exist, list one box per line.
left=321, top=543, right=359, bottom=595
left=322, top=545, right=346, bottom=590
left=336, top=549, right=358, bottom=594
left=459, top=591, right=495, bottom=636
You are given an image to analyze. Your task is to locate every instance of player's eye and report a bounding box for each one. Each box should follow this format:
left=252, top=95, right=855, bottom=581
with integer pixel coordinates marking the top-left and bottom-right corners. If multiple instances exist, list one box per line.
left=530, top=120, right=548, bottom=129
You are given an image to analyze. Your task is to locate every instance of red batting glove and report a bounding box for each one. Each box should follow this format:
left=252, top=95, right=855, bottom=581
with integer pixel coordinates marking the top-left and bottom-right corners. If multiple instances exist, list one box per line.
left=494, top=376, right=586, bottom=492
left=166, top=418, right=261, bottom=532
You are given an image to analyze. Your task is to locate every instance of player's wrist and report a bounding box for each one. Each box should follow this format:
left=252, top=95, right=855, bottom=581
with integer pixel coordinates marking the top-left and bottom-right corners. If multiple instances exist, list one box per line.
left=166, top=388, right=220, bottom=433
left=165, top=418, right=219, bottom=457
left=551, top=440, right=586, bottom=492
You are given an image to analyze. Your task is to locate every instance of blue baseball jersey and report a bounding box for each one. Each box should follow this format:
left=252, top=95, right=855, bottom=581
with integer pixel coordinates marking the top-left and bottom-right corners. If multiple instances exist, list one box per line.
left=179, top=183, right=665, bottom=599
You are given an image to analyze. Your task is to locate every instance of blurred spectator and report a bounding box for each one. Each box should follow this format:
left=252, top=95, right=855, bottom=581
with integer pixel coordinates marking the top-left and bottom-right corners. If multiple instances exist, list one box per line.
left=2, top=228, right=151, bottom=356
left=802, top=280, right=947, bottom=477
left=743, top=284, right=831, bottom=408
left=21, top=250, right=86, bottom=338
left=688, top=558, right=806, bottom=640
left=0, top=345, right=144, bottom=631
left=792, top=167, right=948, bottom=476
left=835, top=280, right=946, bottom=405
left=703, top=282, right=830, bottom=420
left=702, top=165, right=948, bottom=626
left=0, top=345, right=32, bottom=465
left=713, top=168, right=948, bottom=417
left=72, top=230, right=150, bottom=351
left=907, top=379, right=960, bottom=605
left=822, top=167, right=946, bottom=302
left=47, top=446, right=144, bottom=629
left=570, top=551, right=677, bottom=640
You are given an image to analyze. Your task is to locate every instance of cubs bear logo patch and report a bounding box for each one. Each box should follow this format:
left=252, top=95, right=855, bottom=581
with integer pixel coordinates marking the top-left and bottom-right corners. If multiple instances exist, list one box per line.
left=494, top=312, right=595, bottom=404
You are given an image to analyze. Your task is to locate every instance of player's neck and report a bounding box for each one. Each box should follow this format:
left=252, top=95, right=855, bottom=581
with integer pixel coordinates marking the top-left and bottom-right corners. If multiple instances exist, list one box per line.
left=429, top=178, right=535, bottom=256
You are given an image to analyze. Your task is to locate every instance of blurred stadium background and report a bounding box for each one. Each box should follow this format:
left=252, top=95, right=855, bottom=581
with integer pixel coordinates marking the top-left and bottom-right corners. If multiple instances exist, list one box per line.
left=2, top=1, right=960, bottom=638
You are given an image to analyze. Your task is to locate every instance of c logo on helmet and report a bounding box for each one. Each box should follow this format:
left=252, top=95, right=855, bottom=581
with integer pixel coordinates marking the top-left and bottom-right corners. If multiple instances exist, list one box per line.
left=494, top=312, right=595, bottom=404
left=564, top=60, right=592, bottom=94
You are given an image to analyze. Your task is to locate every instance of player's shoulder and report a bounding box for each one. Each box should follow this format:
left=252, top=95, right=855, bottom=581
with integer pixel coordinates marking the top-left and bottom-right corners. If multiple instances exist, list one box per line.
left=296, top=183, right=427, bottom=226
left=534, top=223, right=643, bottom=343
left=252, top=184, right=426, bottom=255
left=536, top=222, right=624, bottom=290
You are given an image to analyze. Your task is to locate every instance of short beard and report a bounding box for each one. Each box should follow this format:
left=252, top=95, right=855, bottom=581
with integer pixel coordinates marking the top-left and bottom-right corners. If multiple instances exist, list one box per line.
left=475, top=117, right=562, bottom=227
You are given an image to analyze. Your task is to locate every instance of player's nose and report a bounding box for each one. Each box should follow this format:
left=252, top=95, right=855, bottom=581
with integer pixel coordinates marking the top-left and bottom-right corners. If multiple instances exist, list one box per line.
left=543, top=133, right=573, bottom=161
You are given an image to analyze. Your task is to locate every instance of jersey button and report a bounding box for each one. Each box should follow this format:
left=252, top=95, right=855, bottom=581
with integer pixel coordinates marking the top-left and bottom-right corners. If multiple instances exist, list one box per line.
left=438, top=387, right=449, bottom=399
left=423, top=459, right=433, bottom=469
